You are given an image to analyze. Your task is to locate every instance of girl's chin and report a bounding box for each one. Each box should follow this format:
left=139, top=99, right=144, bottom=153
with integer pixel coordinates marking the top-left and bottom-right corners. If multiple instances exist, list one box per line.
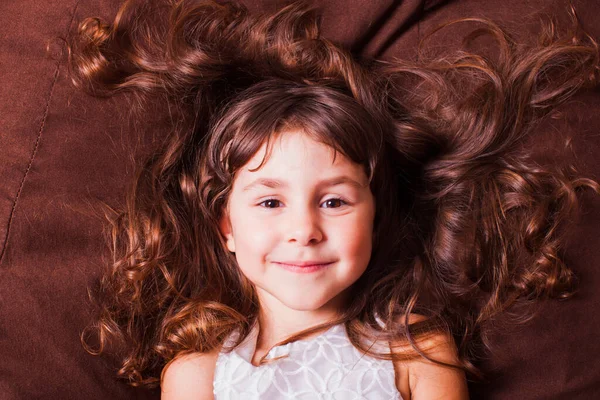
left=278, top=299, right=329, bottom=312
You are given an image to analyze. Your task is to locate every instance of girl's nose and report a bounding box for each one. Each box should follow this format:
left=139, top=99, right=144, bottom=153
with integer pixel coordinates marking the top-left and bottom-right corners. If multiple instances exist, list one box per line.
left=286, top=206, right=324, bottom=245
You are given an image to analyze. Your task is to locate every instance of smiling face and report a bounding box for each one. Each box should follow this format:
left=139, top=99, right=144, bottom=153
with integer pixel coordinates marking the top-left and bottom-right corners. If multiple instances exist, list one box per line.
left=219, top=129, right=376, bottom=318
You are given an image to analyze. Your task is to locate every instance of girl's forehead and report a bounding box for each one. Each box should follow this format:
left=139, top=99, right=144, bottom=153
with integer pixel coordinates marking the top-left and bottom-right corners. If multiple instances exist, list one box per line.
left=239, top=130, right=366, bottom=180
left=234, top=130, right=369, bottom=188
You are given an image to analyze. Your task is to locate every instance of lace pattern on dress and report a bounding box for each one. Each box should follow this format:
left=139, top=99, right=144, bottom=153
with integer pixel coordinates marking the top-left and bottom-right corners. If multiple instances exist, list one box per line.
left=213, top=323, right=403, bottom=399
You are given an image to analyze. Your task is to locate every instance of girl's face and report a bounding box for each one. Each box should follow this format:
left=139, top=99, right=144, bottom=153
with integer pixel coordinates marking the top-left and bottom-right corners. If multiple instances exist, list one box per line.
left=219, top=130, right=376, bottom=317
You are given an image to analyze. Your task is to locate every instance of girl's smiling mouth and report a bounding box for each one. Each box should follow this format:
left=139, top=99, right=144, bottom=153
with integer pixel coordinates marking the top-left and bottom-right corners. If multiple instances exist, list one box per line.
left=273, top=261, right=335, bottom=273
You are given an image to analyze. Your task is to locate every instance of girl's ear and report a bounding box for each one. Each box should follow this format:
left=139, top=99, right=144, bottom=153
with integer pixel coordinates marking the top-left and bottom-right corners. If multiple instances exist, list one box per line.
left=219, top=212, right=236, bottom=253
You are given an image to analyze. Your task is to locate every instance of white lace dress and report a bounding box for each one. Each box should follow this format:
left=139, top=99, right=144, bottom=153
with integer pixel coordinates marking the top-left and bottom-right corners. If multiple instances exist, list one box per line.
left=213, top=323, right=403, bottom=399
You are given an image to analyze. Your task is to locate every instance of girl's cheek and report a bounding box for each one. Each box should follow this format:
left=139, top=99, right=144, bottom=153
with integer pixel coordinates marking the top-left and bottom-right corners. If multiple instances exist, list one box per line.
left=241, top=222, right=280, bottom=250
left=333, top=218, right=372, bottom=250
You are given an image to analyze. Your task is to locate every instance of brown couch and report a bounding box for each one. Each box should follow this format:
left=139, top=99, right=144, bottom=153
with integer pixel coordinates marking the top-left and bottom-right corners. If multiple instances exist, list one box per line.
left=1, top=0, right=599, bottom=398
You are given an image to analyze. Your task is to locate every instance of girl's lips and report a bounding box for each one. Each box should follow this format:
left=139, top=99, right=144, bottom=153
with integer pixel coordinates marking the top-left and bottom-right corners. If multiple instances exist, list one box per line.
left=273, top=261, right=334, bottom=273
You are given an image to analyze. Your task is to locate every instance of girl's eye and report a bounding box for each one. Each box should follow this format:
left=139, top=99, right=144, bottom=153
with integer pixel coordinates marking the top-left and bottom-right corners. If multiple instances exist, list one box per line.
left=258, top=198, right=347, bottom=209
left=321, top=198, right=346, bottom=208
left=259, top=199, right=282, bottom=208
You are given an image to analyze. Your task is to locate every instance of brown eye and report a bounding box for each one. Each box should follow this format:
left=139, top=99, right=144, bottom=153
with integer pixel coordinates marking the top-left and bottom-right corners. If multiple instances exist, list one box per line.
left=260, top=199, right=281, bottom=208
left=322, top=198, right=345, bottom=208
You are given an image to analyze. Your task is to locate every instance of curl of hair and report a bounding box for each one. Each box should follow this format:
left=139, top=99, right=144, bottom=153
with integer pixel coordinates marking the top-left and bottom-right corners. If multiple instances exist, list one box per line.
left=68, top=0, right=600, bottom=388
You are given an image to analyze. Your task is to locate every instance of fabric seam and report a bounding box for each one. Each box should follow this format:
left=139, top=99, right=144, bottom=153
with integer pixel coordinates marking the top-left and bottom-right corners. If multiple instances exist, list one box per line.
left=0, top=1, right=80, bottom=266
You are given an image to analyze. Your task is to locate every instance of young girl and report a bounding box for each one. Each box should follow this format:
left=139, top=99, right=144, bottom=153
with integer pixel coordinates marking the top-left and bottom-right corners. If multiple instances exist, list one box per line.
left=68, top=0, right=599, bottom=398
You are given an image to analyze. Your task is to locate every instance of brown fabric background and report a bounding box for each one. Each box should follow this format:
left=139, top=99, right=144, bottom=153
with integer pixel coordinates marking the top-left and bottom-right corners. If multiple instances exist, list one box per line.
left=1, top=0, right=598, bottom=399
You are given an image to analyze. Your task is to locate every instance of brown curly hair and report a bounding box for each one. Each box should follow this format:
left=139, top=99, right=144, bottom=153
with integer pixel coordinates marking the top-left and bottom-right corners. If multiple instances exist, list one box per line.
left=67, top=0, right=600, bottom=388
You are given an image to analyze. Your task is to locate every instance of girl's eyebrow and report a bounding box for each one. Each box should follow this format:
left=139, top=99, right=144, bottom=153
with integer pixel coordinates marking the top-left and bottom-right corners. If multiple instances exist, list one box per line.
left=241, top=176, right=366, bottom=192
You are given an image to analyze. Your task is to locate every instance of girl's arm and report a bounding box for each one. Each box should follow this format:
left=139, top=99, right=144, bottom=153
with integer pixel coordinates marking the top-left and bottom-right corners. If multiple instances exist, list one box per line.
left=161, top=351, right=219, bottom=400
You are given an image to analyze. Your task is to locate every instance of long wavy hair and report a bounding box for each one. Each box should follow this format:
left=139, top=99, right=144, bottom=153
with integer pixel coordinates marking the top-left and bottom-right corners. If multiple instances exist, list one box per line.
left=67, top=0, right=600, bottom=388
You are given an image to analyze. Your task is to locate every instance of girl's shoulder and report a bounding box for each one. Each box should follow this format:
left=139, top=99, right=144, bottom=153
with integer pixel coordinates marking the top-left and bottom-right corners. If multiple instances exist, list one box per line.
left=389, top=314, right=468, bottom=400
left=160, top=348, right=221, bottom=400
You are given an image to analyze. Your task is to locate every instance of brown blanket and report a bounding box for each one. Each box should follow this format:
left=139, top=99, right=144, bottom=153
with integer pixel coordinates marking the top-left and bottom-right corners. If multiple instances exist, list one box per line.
left=1, top=0, right=599, bottom=398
